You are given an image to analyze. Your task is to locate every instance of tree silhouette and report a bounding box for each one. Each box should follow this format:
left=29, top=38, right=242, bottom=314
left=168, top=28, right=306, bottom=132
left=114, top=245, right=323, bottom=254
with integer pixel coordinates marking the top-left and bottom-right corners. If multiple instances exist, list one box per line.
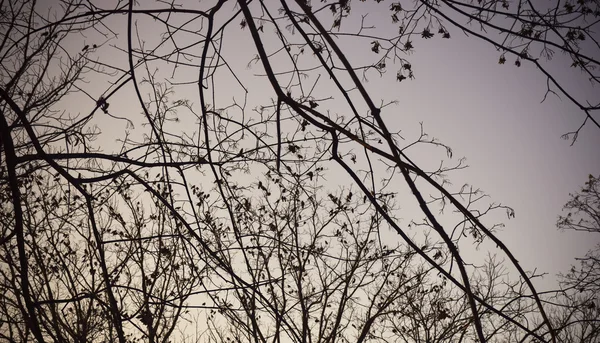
left=542, top=174, right=600, bottom=343
left=0, top=0, right=597, bottom=342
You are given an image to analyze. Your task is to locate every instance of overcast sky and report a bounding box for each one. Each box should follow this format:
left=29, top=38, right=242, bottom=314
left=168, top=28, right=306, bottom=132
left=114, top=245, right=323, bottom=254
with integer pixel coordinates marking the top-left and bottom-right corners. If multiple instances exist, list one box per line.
left=346, top=4, right=600, bottom=285
left=57, top=0, right=600, bottom=289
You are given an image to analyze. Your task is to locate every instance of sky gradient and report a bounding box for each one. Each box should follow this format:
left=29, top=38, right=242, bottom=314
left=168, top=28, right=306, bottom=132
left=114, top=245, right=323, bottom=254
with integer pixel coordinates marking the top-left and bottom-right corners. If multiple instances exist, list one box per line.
left=74, top=0, right=600, bottom=286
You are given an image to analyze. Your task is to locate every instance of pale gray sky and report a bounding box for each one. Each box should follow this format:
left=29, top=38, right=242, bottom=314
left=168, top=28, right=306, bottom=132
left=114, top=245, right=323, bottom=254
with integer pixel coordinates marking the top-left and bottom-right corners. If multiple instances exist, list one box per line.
left=58, top=0, right=600, bottom=289
left=252, top=0, right=600, bottom=287
left=350, top=7, right=600, bottom=284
